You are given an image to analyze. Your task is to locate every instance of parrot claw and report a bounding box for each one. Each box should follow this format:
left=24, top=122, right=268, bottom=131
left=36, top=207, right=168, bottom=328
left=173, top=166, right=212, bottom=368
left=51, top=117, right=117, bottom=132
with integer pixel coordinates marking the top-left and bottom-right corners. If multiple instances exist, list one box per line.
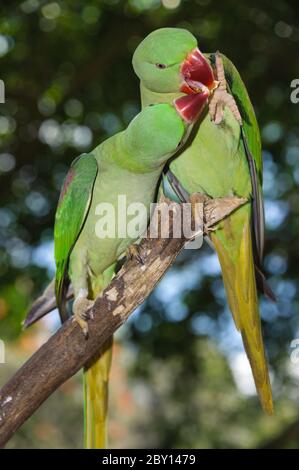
left=72, top=289, right=94, bottom=338
left=209, top=52, right=242, bottom=125
left=126, top=244, right=145, bottom=265
left=204, top=226, right=218, bottom=235
left=72, top=316, right=89, bottom=338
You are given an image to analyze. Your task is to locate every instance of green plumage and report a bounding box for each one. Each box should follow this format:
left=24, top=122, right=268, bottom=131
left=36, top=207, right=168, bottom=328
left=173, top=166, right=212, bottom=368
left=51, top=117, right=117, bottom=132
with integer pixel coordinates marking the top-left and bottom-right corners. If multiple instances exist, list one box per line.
left=220, top=54, right=262, bottom=179
left=172, top=55, right=272, bottom=414
left=54, top=103, right=186, bottom=310
left=53, top=101, right=189, bottom=448
left=138, top=32, right=273, bottom=414
left=52, top=26, right=273, bottom=446
left=54, top=153, right=98, bottom=320
left=52, top=30, right=202, bottom=447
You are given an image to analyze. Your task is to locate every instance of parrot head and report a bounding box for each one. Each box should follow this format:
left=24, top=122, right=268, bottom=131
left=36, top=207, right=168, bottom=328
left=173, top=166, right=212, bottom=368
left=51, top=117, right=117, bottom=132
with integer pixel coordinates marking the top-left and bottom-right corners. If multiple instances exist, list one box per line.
left=132, top=27, right=218, bottom=123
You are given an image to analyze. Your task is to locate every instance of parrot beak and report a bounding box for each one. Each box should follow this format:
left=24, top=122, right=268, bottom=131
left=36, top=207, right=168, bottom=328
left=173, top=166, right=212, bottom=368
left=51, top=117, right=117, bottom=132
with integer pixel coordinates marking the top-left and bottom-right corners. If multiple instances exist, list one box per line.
left=174, top=89, right=210, bottom=123
left=174, top=48, right=218, bottom=123
left=180, top=47, right=216, bottom=92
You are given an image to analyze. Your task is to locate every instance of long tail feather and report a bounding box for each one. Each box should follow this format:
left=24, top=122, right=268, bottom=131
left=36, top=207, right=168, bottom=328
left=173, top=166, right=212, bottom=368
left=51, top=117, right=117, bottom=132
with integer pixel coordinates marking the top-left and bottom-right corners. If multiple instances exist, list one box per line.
left=211, top=205, right=273, bottom=414
left=23, top=279, right=56, bottom=328
left=84, top=337, right=113, bottom=448
left=23, top=280, right=73, bottom=328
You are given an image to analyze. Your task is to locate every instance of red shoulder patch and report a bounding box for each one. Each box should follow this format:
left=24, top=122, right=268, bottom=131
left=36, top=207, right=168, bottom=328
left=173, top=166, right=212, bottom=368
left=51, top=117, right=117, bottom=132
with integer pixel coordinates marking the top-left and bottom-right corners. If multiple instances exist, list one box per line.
left=58, top=168, right=76, bottom=206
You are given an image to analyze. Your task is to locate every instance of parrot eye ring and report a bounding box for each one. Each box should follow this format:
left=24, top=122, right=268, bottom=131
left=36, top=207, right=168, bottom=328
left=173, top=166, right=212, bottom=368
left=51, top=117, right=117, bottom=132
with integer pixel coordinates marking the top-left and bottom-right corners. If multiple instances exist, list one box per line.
left=155, top=63, right=167, bottom=69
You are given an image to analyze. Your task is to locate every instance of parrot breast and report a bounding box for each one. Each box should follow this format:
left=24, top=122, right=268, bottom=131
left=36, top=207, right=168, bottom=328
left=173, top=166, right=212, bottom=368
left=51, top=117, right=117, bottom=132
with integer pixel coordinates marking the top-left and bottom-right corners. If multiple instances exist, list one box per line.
left=170, top=107, right=251, bottom=198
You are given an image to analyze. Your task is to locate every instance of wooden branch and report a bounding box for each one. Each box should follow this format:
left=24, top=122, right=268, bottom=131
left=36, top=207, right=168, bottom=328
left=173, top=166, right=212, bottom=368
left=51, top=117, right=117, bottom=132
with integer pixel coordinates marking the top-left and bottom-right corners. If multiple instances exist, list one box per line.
left=0, top=195, right=246, bottom=447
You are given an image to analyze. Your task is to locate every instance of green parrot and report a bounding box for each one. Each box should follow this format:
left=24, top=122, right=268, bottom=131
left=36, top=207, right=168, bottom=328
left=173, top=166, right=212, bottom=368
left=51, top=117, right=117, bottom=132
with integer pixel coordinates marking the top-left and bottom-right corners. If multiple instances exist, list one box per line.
left=134, top=28, right=274, bottom=414
left=25, top=30, right=210, bottom=448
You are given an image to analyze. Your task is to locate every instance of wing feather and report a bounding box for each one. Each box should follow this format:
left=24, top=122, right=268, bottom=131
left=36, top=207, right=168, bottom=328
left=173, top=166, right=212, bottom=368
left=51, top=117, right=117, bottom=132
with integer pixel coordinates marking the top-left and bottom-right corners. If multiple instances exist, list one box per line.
left=220, top=54, right=275, bottom=300
left=219, top=55, right=264, bottom=262
left=54, top=153, right=98, bottom=320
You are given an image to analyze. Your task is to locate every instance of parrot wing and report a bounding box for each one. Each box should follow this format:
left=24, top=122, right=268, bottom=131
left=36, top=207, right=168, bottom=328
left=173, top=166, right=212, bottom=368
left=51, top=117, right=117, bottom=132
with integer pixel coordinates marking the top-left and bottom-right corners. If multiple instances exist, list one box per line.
left=211, top=55, right=274, bottom=412
left=219, top=53, right=265, bottom=264
left=54, top=153, right=98, bottom=321
left=220, top=54, right=275, bottom=300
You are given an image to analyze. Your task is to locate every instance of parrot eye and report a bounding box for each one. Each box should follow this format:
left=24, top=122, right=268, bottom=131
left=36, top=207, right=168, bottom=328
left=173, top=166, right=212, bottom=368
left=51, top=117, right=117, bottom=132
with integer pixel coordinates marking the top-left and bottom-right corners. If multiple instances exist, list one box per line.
left=156, top=63, right=167, bottom=69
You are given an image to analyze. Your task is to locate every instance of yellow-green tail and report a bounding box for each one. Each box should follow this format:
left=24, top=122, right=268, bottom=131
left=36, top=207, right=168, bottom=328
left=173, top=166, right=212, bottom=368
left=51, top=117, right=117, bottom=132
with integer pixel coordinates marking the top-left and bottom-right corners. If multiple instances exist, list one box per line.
left=83, top=337, right=113, bottom=448
left=211, top=205, right=274, bottom=414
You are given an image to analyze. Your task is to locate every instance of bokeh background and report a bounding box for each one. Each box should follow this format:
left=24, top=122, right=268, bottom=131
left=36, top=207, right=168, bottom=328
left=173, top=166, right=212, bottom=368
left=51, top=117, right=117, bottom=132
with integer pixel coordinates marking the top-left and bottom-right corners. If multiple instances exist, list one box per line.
left=0, top=0, right=299, bottom=449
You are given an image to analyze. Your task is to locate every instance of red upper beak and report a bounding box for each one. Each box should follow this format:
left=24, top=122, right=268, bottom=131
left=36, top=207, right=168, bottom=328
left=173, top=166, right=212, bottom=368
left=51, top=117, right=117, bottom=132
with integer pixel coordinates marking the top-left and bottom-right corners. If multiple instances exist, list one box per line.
left=181, top=48, right=215, bottom=93
left=175, top=48, right=216, bottom=123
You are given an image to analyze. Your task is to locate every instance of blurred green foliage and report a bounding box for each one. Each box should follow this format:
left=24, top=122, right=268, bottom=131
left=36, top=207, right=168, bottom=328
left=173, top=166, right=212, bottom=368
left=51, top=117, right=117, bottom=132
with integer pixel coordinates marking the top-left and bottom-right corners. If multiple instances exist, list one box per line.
left=0, top=0, right=299, bottom=449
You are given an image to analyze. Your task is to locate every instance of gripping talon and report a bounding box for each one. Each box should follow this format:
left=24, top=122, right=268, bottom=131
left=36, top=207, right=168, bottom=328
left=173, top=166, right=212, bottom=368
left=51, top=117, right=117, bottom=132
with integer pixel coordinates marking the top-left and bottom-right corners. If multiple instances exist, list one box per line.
left=73, top=289, right=94, bottom=337
left=204, top=226, right=218, bottom=235
left=126, top=244, right=145, bottom=265
left=209, top=52, right=242, bottom=125
left=72, top=315, right=89, bottom=338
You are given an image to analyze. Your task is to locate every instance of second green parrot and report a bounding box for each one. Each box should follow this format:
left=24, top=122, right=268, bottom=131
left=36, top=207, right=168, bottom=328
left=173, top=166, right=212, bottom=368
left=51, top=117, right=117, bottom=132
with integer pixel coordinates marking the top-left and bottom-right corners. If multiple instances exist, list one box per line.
left=134, top=28, right=274, bottom=414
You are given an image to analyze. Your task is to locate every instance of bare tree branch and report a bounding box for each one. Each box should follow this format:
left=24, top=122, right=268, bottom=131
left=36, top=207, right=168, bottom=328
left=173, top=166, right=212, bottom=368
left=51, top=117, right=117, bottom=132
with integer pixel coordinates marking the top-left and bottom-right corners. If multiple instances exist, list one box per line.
left=0, top=195, right=246, bottom=447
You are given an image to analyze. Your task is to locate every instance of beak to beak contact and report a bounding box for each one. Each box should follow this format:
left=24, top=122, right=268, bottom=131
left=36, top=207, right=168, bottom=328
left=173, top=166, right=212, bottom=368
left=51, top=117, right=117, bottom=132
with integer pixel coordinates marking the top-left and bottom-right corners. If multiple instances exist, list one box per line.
left=175, top=48, right=218, bottom=123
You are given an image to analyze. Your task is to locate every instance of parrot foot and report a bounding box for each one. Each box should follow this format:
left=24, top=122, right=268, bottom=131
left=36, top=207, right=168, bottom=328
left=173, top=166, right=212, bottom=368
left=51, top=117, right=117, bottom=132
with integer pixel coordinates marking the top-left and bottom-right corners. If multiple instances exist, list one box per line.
left=126, top=244, right=145, bottom=265
left=204, top=226, right=218, bottom=235
left=209, top=52, right=242, bottom=125
left=72, top=288, right=94, bottom=337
